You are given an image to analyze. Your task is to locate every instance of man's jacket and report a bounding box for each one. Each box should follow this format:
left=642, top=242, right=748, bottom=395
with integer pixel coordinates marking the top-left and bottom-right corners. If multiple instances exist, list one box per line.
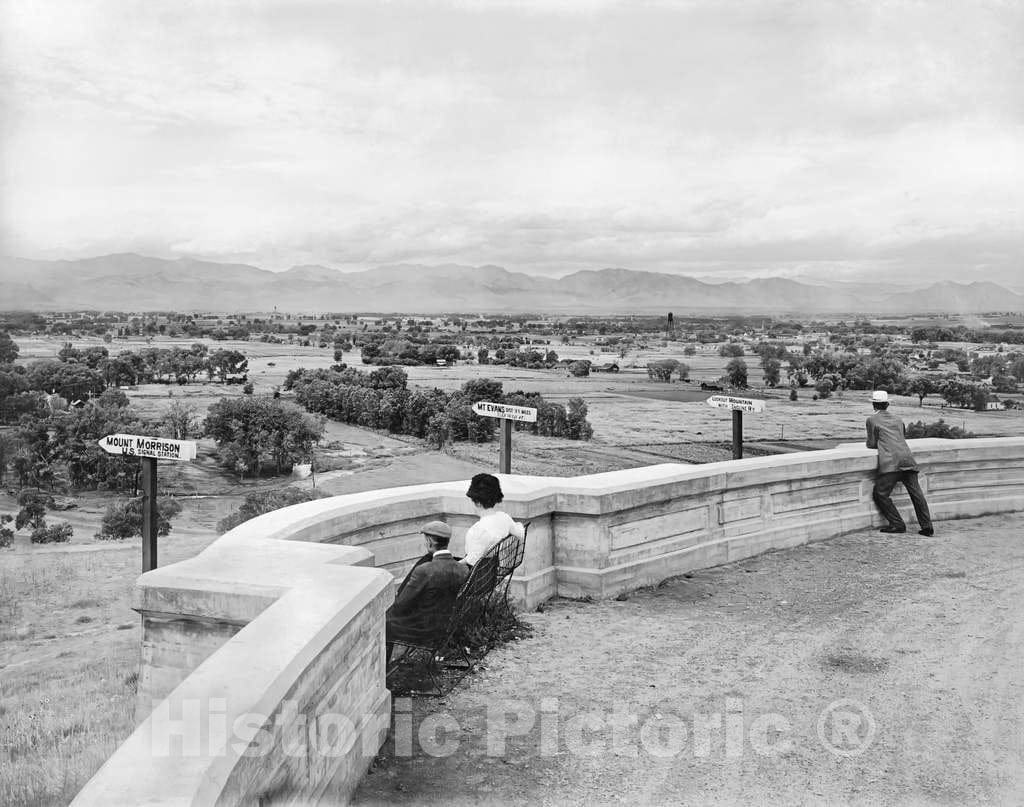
left=866, top=410, right=918, bottom=473
left=388, top=552, right=469, bottom=645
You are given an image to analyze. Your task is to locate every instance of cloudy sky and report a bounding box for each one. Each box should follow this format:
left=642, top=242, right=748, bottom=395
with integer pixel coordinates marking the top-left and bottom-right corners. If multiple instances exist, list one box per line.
left=1, top=0, right=1021, bottom=285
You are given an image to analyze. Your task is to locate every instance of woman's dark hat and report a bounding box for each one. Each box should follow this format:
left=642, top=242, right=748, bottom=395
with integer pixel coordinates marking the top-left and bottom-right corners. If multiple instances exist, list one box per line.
left=466, top=472, right=502, bottom=503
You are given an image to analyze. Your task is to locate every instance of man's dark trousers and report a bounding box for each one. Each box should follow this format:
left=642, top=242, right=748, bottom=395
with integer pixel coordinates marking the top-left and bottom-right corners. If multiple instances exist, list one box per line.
left=873, top=470, right=932, bottom=531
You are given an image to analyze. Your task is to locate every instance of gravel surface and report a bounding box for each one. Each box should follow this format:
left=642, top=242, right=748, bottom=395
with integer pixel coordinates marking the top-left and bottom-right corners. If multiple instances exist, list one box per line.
left=354, top=513, right=1024, bottom=806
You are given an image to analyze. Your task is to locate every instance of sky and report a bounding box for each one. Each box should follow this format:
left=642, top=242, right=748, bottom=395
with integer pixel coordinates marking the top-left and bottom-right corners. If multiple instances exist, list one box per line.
left=0, top=0, right=1021, bottom=286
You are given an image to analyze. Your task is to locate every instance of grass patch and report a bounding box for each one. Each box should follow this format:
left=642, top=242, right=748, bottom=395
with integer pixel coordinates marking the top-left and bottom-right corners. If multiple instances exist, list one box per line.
left=0, top=654, right=136, bottom=807
left=68, top=598, right=105, bottom=609
left=0, top=551, right=140, bottom=806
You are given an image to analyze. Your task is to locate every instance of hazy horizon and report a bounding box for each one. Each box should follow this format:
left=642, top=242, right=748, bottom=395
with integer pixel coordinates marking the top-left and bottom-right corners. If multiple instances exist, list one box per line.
left=1, top=1, right=1021, bottom=288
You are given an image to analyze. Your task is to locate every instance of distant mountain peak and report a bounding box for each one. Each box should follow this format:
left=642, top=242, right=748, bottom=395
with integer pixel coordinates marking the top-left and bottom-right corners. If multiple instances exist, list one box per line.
left=0, top=253, right=1021, bottom=314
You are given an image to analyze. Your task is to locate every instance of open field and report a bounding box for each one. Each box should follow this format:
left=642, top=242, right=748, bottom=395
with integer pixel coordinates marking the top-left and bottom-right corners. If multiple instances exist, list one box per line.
left=2, top=332, right=1023, bottom=804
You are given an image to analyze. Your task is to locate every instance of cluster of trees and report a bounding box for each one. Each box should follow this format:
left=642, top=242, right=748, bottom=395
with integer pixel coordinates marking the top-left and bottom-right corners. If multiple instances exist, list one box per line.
left=1, top=384, right=203, bottom=495
left=0, top=490, right=74, bottom=545
left=646, top=359, right=690, bottom=382
left=904, top=419, right=975, bottom=439
left=480, top=347, right=561, bottom=369
left=204, top=397, right=324, bottom=478
left=286, top=366, right=593, bottom=446
left=0, top=336, right=251, bottom=424
left=911, top=326, right=1024, bottom=345
left=360, top=338, right=462, bottom=366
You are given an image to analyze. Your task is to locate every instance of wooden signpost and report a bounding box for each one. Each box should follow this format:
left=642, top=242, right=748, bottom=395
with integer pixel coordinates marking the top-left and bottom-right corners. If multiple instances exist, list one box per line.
left=98, top=434, right=197, bottom=571
left=705, top=395, right=766, bottom=459
left=471, top=401, right=538, bottom=474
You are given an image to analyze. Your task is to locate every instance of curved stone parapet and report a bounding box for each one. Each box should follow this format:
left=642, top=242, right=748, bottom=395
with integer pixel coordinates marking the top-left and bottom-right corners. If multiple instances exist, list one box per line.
left=71, top=437, right=1024, bottom=806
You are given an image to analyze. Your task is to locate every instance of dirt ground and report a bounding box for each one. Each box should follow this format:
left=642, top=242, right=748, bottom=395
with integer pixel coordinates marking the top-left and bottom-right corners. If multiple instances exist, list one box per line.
left=354, top=513, right=1024, bottom=807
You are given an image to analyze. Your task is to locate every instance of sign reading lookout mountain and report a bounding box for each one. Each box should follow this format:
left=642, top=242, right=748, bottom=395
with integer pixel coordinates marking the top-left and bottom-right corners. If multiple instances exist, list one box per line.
left=98, top=434, right=198, bottom=462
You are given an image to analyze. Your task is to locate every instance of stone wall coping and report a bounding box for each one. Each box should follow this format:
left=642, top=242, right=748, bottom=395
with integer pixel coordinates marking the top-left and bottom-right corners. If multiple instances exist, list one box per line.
left=133, top=538, right=374, bottom=621
left=217, top=438, right=1024, bottom=534
left=73, top=563, right=393, bottom=807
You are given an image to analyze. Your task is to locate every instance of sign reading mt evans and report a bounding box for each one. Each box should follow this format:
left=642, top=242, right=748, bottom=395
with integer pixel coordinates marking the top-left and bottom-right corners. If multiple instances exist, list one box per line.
left=471, top=401, right=538, bottom=423
left=98, top=434, right=198, bottom=461
left=706, top=395, right=766, bottom=413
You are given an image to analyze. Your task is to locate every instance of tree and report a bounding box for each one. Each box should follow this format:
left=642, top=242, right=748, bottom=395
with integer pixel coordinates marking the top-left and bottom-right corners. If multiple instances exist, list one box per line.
left=15, top=489, right=48, bottom=531
left=163, top=401, right=199, bottom=439
left=569, top=360, right=591, bottom=377
left=906, top=376, right=936, bottom=407
left=0, top=331, right=19, bottom=363
left=207, top=349, right=248, bottom=383
left=725, top=358, right=748, bottom=388
left=940, top=377, right=976, bottom=409
left=368, top=366, right=408, bottom=390
left=815, top=378, right=834, bottom=399
left=461, top=378, right=503, bottom=403
left=762, top=358, right=781, bottom=387
left=1009, top=356, right=1024, bottom=384
left=0, top=514, right=13, bottom=549
left=683, top=344, right=697, bottom=357
left=566, top=398, right=593, bottom=440
left=204, top=396, right=325, bottom=476
left=719, top=343, right=745, bottom=358
left=96, top=496, right=182, bottom=540
left=646, top=359, right=680, bottom=382
left=972, top=387, right=991, bottom=411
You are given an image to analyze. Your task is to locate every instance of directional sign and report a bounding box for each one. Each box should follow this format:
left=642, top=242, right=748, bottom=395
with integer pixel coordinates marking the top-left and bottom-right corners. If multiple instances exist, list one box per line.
left=706, top=395, right=766, bottom=414
left=98, top=434, right=197, bottom=461
left=471, top=401, right=538, bottom=423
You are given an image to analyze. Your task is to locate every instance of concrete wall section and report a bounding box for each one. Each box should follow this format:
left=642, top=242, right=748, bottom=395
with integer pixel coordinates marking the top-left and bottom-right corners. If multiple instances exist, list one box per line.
left=71, top=437, right=1024, bottom=807
left=73, top=545, right=392, bottom=807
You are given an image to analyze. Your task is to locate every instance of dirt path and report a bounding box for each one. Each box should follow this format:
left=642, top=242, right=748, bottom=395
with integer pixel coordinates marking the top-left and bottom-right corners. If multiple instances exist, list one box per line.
left=354, top=513, right=1024, bottom=806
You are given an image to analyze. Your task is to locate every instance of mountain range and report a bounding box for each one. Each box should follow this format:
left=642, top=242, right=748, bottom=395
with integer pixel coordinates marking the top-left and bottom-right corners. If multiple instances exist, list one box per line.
left=1, top=253, right=1021, bottom=314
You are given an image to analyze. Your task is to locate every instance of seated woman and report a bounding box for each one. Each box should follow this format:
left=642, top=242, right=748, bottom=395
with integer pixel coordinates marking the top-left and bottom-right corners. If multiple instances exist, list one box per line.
left=461, top=473, right=526, bottom=570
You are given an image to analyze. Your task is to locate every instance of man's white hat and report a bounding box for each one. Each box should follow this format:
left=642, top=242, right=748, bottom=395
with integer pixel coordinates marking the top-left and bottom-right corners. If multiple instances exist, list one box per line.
left=871, top=390, right=889, bottom=403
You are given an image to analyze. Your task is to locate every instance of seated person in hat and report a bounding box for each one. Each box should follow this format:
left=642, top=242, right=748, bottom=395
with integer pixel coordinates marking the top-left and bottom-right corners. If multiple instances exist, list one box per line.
left=461, top=473, right=526, bottom=568
left=387, top=520, right=469, bottom=659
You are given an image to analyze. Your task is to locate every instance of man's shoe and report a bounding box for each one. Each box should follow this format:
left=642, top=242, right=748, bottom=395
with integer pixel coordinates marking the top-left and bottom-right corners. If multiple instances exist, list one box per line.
left=879, top=525, right=906, bottom=533
left=919, top=528, right=934, bottom=537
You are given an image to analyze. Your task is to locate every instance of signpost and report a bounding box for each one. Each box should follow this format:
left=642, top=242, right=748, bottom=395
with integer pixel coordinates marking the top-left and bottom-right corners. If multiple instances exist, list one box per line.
left=705, top=395, right=766, bottom=459
left=471, top=401, right=538, bottom=473
left=98, top=434, right=197, bottom=571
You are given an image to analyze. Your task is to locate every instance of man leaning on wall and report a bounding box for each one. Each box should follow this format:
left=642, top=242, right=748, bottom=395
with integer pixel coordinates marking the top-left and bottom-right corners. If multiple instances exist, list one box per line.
left=866, top=390, right=934, bottom=537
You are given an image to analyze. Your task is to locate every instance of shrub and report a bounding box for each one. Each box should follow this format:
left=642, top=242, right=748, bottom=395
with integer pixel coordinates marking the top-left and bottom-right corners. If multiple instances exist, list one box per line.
left=15, top=490, right=49, bottom=532
left=242, top=382, right=254, bottom=395
left=569, top=360, right=591, bottom=377
left=904, top=419, right=975, bottom=439
left=217, top=487, right=329, bottom=533
left=789, top=388, right=798, bottom=401
left=0, top=514, right=13, bottom=548
left=96, top=496, right=183, bottom=540
left=30, top=522, right=72, bottom=544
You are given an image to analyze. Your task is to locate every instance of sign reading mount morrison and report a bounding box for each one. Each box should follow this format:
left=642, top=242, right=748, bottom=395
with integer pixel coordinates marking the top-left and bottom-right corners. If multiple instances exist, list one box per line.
left=98, top=434, right=198, bottom=461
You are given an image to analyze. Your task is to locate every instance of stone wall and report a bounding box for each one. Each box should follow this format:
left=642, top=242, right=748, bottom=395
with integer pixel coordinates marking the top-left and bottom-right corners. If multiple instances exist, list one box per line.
left=71, top=437, right=1024, bottom=806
